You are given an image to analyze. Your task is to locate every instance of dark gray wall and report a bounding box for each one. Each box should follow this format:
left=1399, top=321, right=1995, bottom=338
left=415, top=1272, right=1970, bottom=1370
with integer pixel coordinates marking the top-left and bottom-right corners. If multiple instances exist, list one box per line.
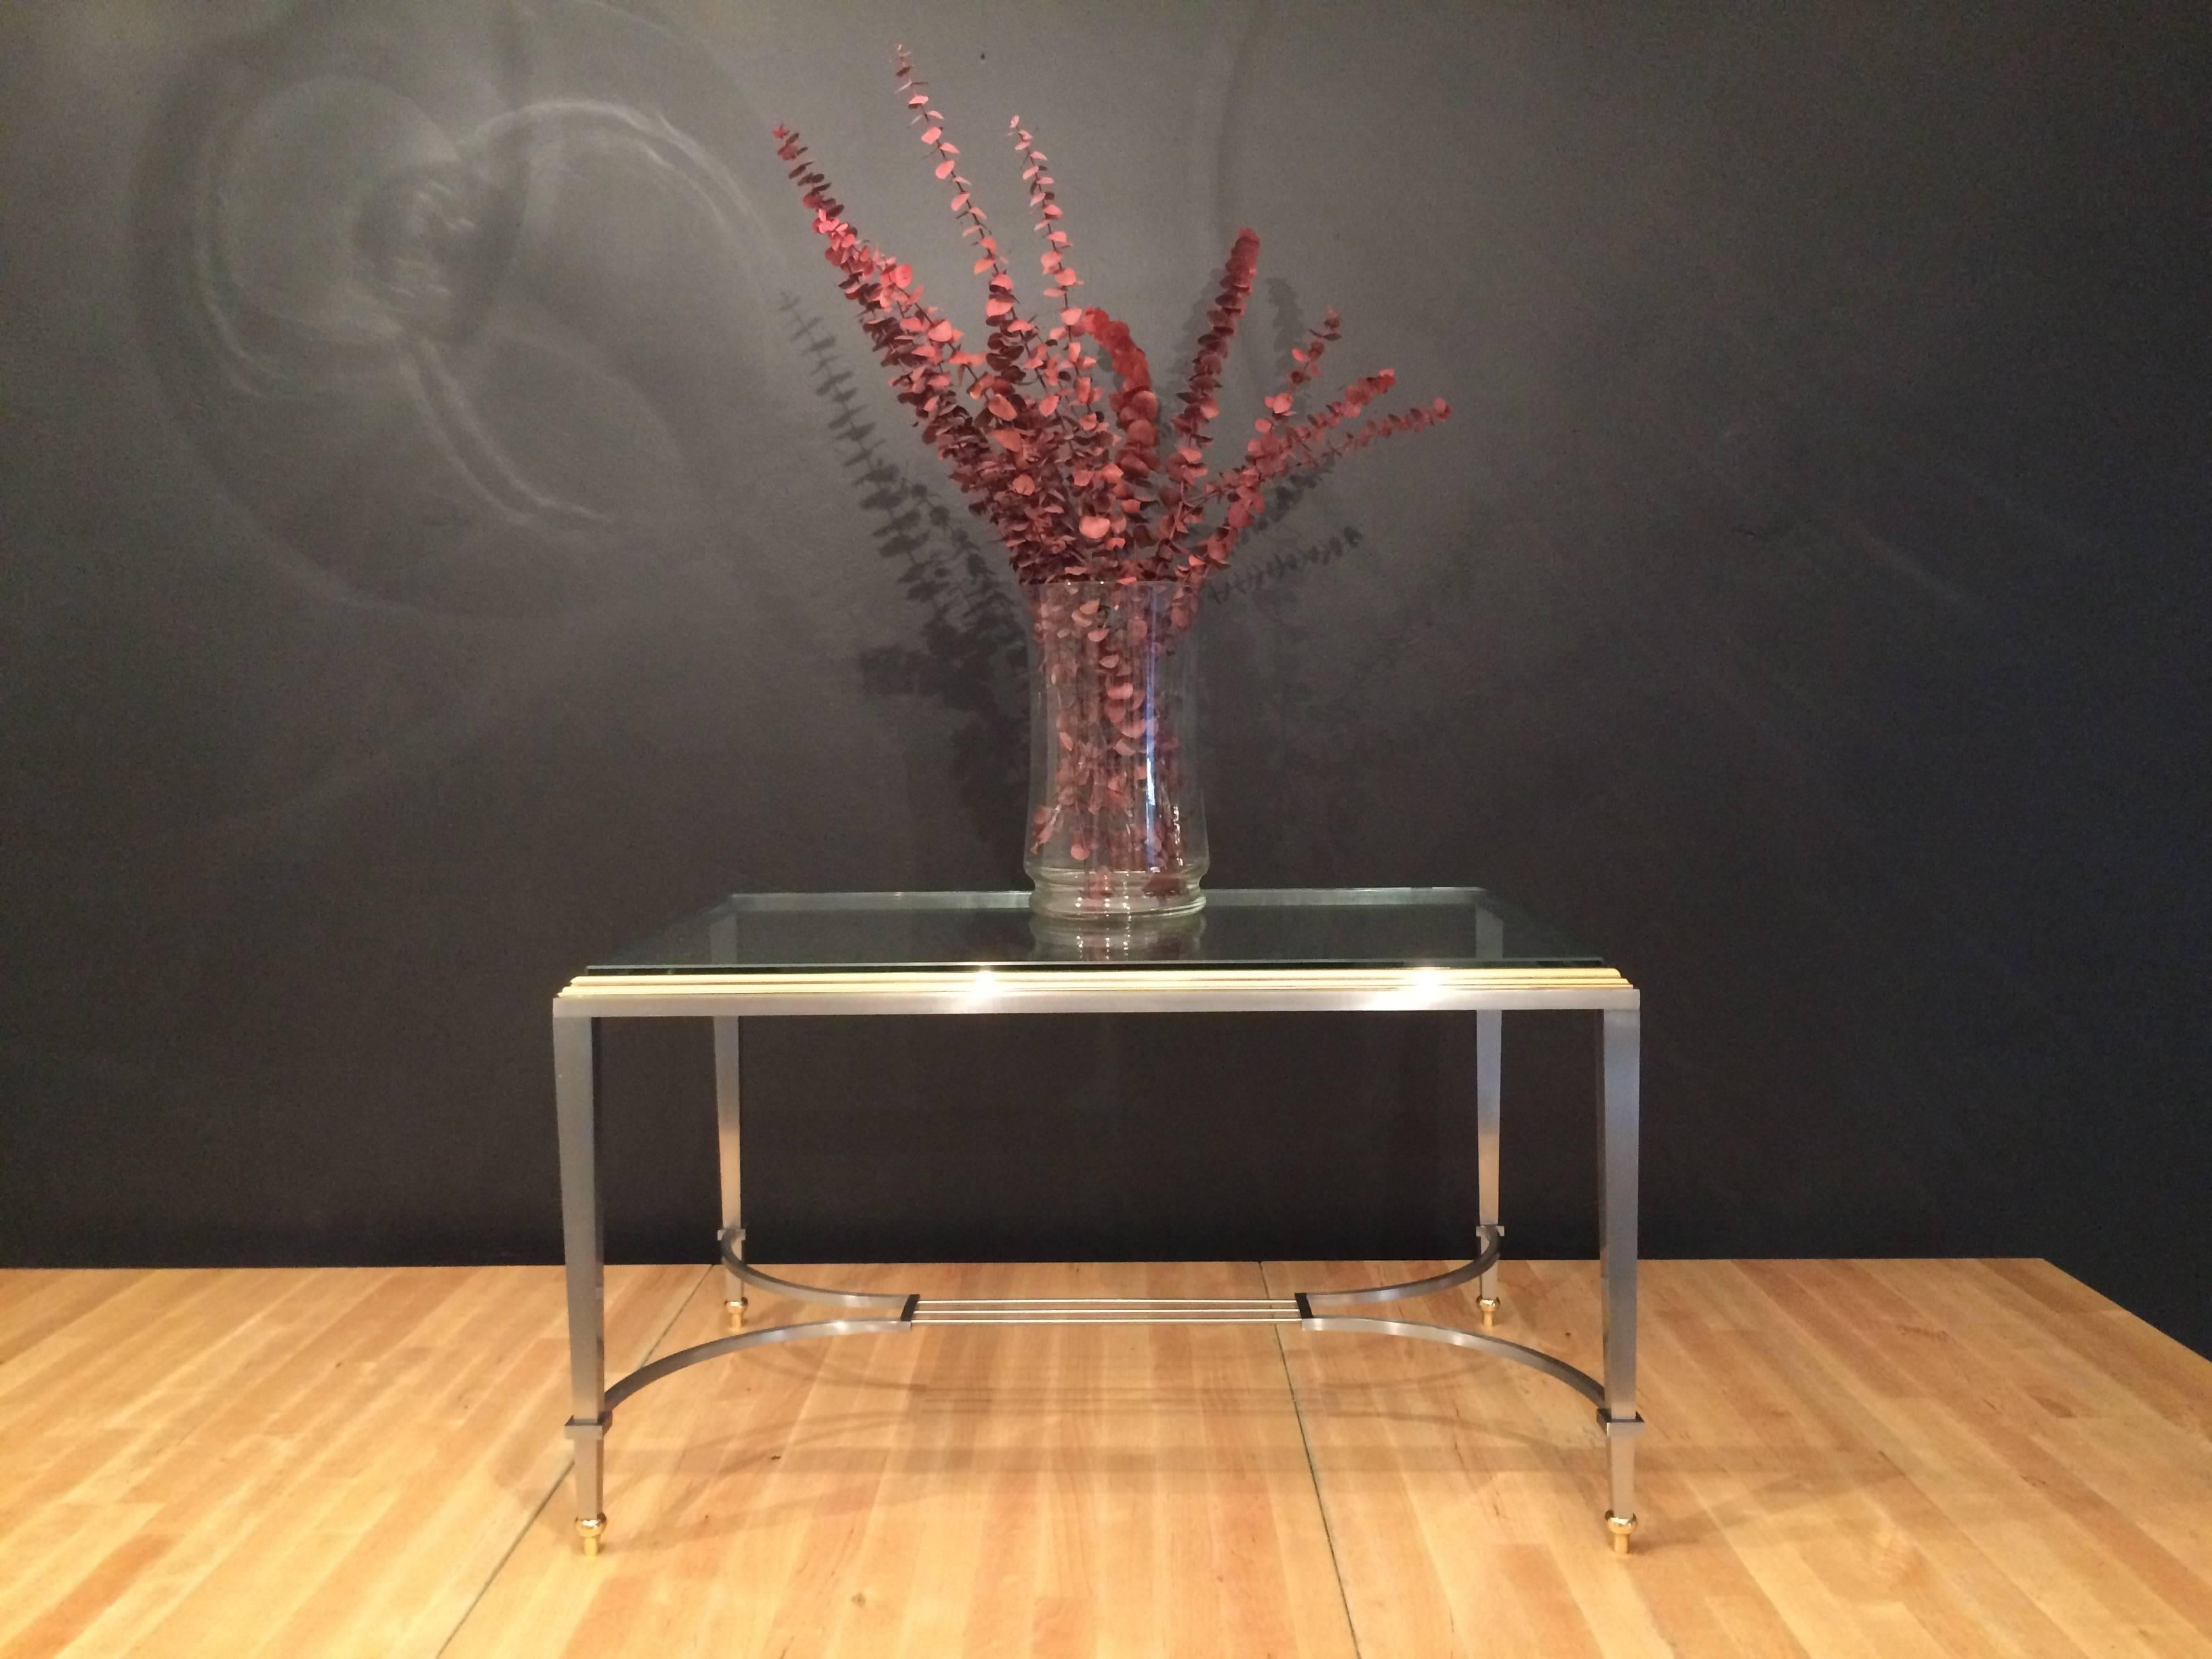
left=5, top=2, right=2208, bottom=1353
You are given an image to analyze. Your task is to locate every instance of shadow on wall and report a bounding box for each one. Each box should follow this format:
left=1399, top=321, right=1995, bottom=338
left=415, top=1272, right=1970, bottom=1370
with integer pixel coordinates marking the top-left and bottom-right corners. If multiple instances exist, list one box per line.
left=132, top=0, right=786, bottom=617
left=780, top=295, right=1031, bottom=857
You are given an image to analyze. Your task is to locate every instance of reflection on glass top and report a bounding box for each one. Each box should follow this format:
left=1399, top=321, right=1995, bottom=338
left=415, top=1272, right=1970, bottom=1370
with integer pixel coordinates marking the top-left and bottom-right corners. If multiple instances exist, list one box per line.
left=588, top=889, right=1602, bottom=974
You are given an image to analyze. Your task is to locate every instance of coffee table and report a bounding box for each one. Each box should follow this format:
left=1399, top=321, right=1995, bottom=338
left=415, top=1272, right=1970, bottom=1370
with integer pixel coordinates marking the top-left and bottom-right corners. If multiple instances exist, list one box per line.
left=551, top=888, right=1644, bottom=1555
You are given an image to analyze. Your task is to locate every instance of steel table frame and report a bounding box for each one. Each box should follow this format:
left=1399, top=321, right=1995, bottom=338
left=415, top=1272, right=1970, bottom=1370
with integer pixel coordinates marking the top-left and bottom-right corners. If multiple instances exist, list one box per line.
left=553, top=953, right=1645, bottom=1557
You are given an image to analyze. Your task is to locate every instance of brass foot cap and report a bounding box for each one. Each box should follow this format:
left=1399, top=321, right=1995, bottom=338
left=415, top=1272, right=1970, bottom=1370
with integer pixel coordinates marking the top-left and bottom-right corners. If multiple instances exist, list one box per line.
left=724, top=1297, right=747, bottom=1328
left=1606, top=1512, right=1636, bottom=1555
left=577, top=1515, right=607, bottom=1557
left=1477, top=1296, right=1500, bottom=1328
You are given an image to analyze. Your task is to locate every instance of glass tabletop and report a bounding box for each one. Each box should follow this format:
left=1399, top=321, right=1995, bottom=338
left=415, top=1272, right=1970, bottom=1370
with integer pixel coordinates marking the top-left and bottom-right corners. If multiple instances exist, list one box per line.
left=587, top=888, right=1603, bottom=974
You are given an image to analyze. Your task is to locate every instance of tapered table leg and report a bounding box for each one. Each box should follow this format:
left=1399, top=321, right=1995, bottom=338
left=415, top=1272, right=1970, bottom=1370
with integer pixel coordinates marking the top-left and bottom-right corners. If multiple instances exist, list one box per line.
left=714, top=1016, right=747, bottom=1329
left=1475, top=908, right=1504, bottom=1326
left=554, top=1010, right=609, bottom=1554
left=1598, top=1004, right=1645, bottom=1552
left=1475, top=1006, right=1502, bottom=1327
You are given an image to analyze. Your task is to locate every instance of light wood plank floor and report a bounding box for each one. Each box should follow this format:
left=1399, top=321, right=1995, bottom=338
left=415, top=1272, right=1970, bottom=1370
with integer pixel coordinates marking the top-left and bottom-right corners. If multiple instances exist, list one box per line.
left=0, top=1261, right=2205, bottom=1657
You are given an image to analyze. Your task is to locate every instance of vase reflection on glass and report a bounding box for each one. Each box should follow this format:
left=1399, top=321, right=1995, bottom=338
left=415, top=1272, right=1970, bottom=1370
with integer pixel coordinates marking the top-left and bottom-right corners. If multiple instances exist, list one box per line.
left=1029, top=911, right=1207, bottom=962
left=1025, top=579, right=1207, bottom=920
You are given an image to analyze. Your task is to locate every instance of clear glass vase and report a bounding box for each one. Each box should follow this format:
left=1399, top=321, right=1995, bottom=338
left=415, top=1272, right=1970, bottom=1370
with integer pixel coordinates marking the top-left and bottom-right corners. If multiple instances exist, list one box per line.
left=1025, top=579, right=1208, bottom=920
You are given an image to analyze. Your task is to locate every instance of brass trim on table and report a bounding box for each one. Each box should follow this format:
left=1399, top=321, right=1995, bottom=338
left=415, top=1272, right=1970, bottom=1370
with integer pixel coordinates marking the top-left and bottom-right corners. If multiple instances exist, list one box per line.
left=556, top=964, right=1637, bottom=1017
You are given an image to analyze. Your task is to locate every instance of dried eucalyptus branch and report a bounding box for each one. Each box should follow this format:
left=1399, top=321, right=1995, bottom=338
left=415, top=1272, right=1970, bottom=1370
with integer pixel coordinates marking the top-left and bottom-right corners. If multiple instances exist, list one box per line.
left=775, top=47, right=1450, bottom=592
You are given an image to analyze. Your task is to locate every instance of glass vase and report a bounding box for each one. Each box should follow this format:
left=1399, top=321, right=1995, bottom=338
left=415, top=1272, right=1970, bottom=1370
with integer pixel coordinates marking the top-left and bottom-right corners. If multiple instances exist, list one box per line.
left=1025, top=579, right=1208, bottom=920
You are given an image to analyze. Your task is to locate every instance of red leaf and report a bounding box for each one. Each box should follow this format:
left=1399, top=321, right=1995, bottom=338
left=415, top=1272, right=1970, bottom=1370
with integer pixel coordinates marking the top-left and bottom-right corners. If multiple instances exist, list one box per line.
left=939, top=142, right=959, bottom=155
left=1059, top=307, right=1084, bottom=326
left=927, top=320, right=957, bottom=342
left=985, top=296, right=1013, bottom=319
left=1010, top=473, right=1037, bottom=495
left=1038, top=394, right=1060, bottom=417
left=1079, top=515, right=1111, bottom=540
left=920, top=125, right=943, bottom=144
left=906, top=94, right=929, bottom=107
left=935, top=159, right=956, bottom=179
left=972, top=258, right=994, bottom=274
left=988, top=393, right=1017, bottom=419
left=949, top=192, right=970, bottom=212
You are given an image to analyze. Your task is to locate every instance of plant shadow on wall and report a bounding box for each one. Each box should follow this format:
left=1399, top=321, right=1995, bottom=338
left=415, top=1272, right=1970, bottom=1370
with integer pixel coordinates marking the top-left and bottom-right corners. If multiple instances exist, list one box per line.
left=782, top=270, right=1380, bottom=872
left=131, top=0, right=784, bottom=621
left=781, top=295, right=1031, bottom=860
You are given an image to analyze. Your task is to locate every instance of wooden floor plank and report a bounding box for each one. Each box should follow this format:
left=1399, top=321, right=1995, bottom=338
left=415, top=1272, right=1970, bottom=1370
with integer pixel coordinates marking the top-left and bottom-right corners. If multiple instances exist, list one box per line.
left=1727, top=1260, right=2202, bottom=1656
left=1265, top=1258, right=2212, bottom=1659
left=0, top=1272, right=155, bottom=1372
left=1971, top=1260, right=2212, bottom=1445
left=1271, top=1258, right=1677, bottom=1658
left=0, top=1264, right=701, bottom=1659
left=1, top=1258, right=2205, bottom=1656
left=440, top=1263, right=1357, bottom=1659
left=1656, top=1271, right=2087, bottom=1658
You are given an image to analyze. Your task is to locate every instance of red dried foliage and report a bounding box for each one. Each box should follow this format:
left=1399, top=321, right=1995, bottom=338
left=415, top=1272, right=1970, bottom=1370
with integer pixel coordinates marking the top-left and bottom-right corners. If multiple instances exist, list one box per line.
left=773, top=47, right=1450, bottom=599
